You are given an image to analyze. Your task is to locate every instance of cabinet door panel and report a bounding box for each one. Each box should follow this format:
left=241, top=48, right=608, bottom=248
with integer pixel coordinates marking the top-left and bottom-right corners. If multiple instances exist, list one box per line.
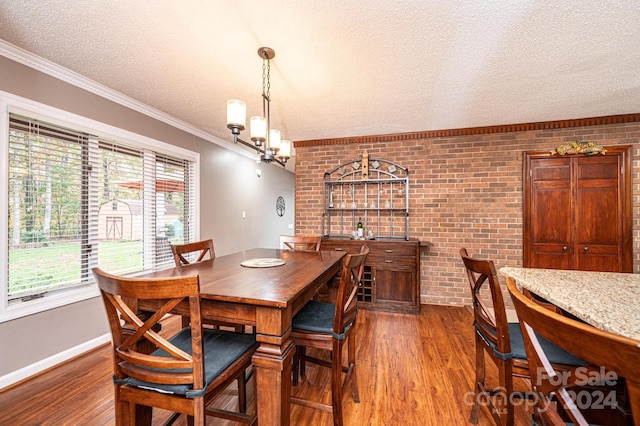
left=530, top=243, right=573, bottom=270
left=531, top=187, right=572, bottom=243
left=576, top=156, right=619, bottom=180
left=576, top=187, right=619, bottom=244
left=375, top=267, right=415, bottom=305
left=575, top=156, right=621, bottom=271
left=577, top=245, right=620, bottom=272
left=527, top=157, right=572, bottom=268
left=576, top=156, right=621, bottom=246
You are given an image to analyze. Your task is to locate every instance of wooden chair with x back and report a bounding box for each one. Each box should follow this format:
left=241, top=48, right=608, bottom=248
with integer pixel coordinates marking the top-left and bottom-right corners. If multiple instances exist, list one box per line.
left=280, top=235, right=322, bottom=252
left=171, top=239, right=247, bottom=333
left=171, top=239, right=215, bottom=267
left=460, top=248, right=585, bottom=426
left=290, top=244, right=369, bottom=426
left=92, top=267, right=258, bottom=425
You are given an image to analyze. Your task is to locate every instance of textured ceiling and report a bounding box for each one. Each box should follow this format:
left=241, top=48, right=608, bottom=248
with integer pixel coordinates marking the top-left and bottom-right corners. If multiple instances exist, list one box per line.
left=1, top=0, right=639, bottom=170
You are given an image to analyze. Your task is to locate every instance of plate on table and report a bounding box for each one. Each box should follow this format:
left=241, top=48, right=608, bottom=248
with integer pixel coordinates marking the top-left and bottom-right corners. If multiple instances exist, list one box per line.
left=240, top=258, right=286, bottom=268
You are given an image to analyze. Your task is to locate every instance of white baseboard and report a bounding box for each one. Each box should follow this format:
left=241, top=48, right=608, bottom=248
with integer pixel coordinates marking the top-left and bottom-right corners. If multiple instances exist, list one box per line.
left=0, top=333, right=111, bottom=390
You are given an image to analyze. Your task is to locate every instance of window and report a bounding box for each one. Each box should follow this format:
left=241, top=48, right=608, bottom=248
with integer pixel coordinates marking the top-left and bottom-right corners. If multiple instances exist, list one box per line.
left=1, top=95, right=198, bottom=321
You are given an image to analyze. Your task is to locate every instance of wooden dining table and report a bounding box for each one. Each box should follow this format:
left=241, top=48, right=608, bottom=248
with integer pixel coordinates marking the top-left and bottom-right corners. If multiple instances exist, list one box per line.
left=136, top=247, right=346, bottom=425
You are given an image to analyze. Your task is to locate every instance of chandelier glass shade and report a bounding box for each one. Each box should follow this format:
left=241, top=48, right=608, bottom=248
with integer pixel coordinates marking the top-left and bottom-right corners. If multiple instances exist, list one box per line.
left=226, top=47, right=291, bottom=166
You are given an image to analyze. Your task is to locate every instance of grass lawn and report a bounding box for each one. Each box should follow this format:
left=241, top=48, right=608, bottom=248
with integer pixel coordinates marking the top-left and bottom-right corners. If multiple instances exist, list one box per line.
left=9, top=240, right=144, bottom=297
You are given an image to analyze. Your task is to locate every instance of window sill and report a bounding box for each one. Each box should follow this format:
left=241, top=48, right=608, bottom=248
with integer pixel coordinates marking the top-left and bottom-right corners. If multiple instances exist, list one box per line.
left=0, top=285, right=100, bottom=323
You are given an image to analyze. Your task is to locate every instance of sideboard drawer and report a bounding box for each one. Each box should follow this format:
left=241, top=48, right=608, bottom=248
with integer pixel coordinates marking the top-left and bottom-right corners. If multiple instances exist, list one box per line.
left=321, top=240, right=362, bottom=253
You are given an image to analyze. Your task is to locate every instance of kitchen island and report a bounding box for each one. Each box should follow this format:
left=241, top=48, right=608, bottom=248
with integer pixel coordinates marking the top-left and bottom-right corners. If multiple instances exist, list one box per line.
left=500, top=267, right=640, bottom=341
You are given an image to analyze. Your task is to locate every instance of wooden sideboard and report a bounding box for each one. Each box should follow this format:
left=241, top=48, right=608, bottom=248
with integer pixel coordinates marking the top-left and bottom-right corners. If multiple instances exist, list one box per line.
left=321, top=238, right=420, bottom=314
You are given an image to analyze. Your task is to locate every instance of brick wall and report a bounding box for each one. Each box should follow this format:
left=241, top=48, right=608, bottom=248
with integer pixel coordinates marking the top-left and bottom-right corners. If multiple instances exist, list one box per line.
left=294, top=119, right=640, bottom=307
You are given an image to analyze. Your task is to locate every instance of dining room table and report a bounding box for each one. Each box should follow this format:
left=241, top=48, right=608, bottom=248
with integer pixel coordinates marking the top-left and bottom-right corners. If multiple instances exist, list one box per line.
left=499, top=266, right=640, bottom=342
left=135, top=247, right=346, bottom=425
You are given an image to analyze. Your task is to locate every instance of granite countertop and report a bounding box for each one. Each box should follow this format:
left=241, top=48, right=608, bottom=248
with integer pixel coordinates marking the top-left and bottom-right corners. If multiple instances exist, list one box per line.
left=500, top=267, right=640, bottom=341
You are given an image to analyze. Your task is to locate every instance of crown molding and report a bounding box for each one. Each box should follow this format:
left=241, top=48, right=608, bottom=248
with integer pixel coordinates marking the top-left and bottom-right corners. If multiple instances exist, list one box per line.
left=0, top=39, right=261, bottom=163
left=294, top=113, right=640, bottom=148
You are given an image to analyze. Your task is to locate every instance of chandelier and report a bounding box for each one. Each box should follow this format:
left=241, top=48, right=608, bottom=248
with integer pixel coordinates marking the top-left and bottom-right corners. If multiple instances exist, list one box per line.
left=226, top=47, right=291, bottom=167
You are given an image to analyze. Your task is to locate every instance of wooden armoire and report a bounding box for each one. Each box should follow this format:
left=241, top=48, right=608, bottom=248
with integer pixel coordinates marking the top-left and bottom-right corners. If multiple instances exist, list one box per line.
left=523, top=145, right=632, bottom=272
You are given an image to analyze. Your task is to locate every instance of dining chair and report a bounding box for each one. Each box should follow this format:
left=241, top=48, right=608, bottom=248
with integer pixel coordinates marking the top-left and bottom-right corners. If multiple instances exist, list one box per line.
left=506, top=276, right=640, bottom=426
left=280, top=234, right=322, bottom=252
left=92, top=267, right=258, bottom=425
left=280, top=234, right=330, bottom=302
left=171, top=239, right=247, bottom=333
left=460, top=248, right=585, bottom=426
left=290, top=244, right=369, bottom=426
left=171, top=239, right=215, bottom=267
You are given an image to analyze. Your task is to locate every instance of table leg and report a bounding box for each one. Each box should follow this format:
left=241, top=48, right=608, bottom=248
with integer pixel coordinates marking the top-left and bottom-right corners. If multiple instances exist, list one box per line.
left=252, top=336, right=295, bottom=425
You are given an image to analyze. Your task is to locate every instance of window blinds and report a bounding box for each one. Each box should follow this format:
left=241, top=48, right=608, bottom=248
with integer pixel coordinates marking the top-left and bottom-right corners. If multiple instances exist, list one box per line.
left=7, top=113, right=195, bottom=302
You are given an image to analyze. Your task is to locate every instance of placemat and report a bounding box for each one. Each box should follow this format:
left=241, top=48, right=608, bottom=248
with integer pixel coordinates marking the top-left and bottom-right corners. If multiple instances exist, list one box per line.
left=240, top=258, right=286, bottom=268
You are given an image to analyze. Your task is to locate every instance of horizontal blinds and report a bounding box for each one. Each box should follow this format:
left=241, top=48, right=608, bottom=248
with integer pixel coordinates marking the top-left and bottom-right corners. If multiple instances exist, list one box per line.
left=94, top=139, right=145, bottom=275
left=7, top=113, right=195, bottom=302
left=8, top=115, right=89, bottom=300
left=184, top=160, right=196, bottom=249
left=155, top=154, right=189, bottom=266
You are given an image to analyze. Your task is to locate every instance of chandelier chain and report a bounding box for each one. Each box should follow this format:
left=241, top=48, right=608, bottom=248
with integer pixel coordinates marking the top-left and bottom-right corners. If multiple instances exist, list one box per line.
left=262, top=55, right=271, bottom=100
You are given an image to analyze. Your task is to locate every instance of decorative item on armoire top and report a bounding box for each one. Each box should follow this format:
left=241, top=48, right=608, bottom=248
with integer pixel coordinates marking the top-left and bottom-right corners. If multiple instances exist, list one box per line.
left=551, top=141, right=606, bottom=156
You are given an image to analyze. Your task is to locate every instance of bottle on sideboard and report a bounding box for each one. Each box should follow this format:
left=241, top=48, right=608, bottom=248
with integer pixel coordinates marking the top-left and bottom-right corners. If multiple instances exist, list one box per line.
left=357, top=217, right=363, bottom=238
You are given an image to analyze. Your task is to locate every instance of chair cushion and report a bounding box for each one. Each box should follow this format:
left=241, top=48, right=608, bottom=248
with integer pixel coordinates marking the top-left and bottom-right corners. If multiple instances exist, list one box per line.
left=293, top=300, right=336, bottom=334
left=478, top=322, right=585, bottom=366
left=117, top=328, right=256, bottom=398
left=292, top=300, right=355, bottom=340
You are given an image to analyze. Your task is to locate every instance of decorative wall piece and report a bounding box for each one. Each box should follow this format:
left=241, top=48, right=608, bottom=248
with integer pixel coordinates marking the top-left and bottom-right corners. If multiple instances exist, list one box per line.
left=322, top=156, right=409, bottom=240
left=276, top=196, right=285, bottom=217
left=551, top=141, right=607, bottom=155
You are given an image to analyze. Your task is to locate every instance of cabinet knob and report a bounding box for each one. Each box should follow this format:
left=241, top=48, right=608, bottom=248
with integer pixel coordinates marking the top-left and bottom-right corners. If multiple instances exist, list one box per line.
left=563, top=246, right=567, bottom=251
left=385, top=259, right=394, bottom=263
left=334, top=247, right=343, bottom=251
left=384, top=249, right=394, bottom=253
left=584, top=247, right=589, bottom=252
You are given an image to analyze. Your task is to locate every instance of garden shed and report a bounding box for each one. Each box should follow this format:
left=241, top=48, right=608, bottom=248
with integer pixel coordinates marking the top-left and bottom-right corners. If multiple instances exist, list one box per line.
left=98, top=199, right=143, bottom=241
left=98, top=199, right=181, bottom=241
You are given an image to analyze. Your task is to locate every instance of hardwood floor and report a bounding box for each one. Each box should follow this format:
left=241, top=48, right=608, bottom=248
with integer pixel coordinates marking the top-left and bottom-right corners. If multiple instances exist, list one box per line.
left=0, top=305, right=532, bottom=425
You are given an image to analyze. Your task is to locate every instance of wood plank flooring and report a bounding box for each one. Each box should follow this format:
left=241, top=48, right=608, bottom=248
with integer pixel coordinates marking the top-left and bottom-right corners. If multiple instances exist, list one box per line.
left=0, top=305, right=532, bottom=425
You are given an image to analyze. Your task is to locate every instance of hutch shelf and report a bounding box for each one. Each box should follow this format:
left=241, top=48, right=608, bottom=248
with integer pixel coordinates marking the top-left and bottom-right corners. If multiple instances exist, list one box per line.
left=321, top=153, right=420, bottom=314
left=322, top=154, right=409, bottom=240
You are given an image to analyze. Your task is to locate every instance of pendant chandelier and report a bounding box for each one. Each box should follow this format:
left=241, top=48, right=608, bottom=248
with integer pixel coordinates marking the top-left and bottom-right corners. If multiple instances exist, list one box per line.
left=226, top=47, right=291, bottom=167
